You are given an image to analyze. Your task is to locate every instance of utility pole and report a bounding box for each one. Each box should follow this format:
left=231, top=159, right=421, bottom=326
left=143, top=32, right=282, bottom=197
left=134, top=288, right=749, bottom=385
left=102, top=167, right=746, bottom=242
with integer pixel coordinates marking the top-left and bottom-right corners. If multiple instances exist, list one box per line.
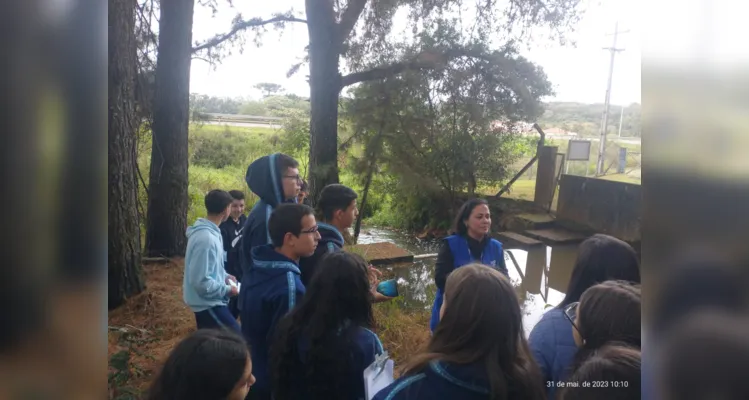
left=618, top=105, right=624, bottom=137
left=596, top=22, right=628, bottom=176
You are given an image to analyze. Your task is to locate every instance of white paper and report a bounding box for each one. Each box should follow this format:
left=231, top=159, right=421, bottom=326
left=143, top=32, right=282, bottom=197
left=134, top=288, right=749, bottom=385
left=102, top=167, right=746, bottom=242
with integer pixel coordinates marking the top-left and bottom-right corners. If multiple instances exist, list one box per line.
left=364, top=358, right=394, bottom=400
left=229, top=280, right=241, bottom=292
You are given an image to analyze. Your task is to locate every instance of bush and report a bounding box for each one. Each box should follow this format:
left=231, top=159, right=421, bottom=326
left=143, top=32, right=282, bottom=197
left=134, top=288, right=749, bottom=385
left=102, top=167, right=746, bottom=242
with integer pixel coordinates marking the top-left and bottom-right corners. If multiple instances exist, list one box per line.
left=189, top=125, right=276, bottom=169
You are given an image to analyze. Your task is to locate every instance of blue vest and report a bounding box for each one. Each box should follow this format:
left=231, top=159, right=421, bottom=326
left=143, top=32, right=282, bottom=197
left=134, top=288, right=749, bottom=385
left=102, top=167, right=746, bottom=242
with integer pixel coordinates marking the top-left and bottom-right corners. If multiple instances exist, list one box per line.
left=430, top=235, right=505, bottom=332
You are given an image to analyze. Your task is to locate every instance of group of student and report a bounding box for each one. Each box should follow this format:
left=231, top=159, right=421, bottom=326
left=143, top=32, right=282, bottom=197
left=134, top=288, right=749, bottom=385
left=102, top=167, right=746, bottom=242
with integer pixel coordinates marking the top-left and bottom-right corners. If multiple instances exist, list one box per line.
left=148, top=152, right=644, bottom=400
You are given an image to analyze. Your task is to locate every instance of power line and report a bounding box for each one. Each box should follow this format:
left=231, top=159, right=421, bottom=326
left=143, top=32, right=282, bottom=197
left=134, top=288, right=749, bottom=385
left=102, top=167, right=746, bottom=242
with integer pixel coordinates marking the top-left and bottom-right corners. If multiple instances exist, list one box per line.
left=596, top=22, right=629, bottom=176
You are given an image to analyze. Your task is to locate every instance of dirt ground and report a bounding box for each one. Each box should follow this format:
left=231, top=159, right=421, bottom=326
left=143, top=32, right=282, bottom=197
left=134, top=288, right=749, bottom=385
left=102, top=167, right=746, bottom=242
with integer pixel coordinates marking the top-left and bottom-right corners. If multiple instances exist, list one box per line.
left=108, top=259, right=431, bottom=398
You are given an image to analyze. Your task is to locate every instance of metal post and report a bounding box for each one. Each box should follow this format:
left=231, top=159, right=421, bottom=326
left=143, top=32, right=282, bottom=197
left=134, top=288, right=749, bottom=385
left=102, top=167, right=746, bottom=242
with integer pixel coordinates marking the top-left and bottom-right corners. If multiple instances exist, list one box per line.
left=618, top=105, right=625, bottom=137
left=596, top=22, right=627, bottom=176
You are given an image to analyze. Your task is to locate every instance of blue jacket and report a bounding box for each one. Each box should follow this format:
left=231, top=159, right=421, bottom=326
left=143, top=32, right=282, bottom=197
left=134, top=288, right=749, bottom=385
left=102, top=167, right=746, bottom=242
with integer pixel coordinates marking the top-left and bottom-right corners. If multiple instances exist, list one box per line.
left=298, top=222, right=345, bottom=286
left=528, top=307, right=578, bottom=399
left=283, top=326, right=384, bottom=399
left=241, top=244, right=305, bottom=393
left=373, top=361, right=500, bottom=400
left=182, top=218, right=231, bottom=313
left=430, top=235, right=506, bottom=332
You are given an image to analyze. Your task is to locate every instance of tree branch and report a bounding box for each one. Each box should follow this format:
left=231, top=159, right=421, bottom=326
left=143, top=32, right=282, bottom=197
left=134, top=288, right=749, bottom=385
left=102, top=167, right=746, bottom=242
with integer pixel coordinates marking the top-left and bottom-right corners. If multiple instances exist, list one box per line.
left=341, top=47, right=532, bottom=102
left=338, top=0, right=368, bottom=43
left=341, top=48, right=497, bottom=87
left=192, top=15, right=307, bottom=53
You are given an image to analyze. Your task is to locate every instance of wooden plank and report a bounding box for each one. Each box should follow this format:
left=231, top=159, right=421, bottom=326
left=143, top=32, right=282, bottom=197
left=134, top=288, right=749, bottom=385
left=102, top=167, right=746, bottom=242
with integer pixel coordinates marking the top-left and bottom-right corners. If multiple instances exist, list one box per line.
left=523, top=228, right=588, bottom=245
left=345, top=242, right=414, bottom=266
left=494, top=231, right=544, bottom=250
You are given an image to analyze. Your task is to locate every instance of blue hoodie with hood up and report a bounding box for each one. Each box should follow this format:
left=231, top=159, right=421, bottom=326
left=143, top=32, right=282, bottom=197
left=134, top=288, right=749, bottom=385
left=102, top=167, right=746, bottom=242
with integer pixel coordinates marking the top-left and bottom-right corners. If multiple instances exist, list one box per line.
left=239, top=153, right=297, bottom=279
left=241, top=244, right=306, bottom=394
left=183, top=218, right=232, bottom=312
left=298, top=222, right=345, bottom=286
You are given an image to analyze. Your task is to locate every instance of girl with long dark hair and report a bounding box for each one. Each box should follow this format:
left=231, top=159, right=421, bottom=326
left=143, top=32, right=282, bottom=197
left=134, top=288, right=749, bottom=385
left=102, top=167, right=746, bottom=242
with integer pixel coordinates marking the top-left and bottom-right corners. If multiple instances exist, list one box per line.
left=528, top=234, right=640, bottom=399
left=430, top=198, right=508, bottom=332
left=146, top=329, right=255, bottom=400
left=270, top=251, right=384, bottom=400
left=375, top=264, right=545, bottom=400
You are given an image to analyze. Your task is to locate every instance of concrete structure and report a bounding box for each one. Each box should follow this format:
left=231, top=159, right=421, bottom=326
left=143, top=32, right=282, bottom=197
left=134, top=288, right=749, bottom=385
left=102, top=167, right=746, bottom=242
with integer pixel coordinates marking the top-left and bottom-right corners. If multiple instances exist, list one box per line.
left=345, top=242, right=414, bottom=266
left=534, top=146, right=558, bottom=210
left=556, top=174, right=641, bottom=242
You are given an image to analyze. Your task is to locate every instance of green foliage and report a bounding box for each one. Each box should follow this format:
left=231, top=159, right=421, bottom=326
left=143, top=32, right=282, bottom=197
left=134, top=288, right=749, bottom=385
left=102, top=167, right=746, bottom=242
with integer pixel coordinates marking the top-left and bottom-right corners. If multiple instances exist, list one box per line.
left=278, top=109, right=311, bottom=177
left=189, top=125, right=276, bottom=169
left=345, top=34, right=552, bottom=216
left=538, top=102, right=642, bottom=137
left=191, top=94, right=310, bottom=118
left=254, top=82, right=284, bottom=97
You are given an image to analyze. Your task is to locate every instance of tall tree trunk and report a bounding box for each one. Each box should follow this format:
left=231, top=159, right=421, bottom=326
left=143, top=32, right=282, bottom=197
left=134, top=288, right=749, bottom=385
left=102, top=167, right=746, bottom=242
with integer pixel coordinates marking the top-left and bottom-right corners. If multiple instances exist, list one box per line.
left=109, top=0, right=145, bottom=309
left=305, top=0, right=341, bottom=206
left=354, top=103, right=388, bottom=243
left=353, top=163, right=374, bottom=244
left=145, top=0, right=195, bottom=257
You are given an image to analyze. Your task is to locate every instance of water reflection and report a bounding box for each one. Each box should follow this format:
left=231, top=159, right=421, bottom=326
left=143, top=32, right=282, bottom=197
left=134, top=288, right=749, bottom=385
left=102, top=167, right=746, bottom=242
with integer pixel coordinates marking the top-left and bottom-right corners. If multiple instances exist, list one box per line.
left=357, top=227, right=579, bottom=336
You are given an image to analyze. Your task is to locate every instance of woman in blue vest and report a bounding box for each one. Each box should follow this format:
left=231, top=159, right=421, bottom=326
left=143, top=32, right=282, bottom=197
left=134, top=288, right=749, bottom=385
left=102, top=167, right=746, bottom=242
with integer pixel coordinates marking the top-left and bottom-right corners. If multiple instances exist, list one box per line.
left=431, top=198, right=508, bottom=332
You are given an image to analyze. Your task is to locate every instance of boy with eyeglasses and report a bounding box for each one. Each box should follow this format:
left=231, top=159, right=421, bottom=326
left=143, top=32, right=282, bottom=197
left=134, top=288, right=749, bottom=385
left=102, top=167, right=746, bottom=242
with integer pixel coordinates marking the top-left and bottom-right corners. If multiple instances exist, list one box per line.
left=241, top=203, right=321, bottom=400
left=238, top=153, right=302, bottom=311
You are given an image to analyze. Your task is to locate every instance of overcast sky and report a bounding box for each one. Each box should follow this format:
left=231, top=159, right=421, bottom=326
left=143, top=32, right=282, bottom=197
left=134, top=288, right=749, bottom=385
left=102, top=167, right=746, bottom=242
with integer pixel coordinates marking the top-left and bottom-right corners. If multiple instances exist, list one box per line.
left=189, top=0, right=642, bottom=106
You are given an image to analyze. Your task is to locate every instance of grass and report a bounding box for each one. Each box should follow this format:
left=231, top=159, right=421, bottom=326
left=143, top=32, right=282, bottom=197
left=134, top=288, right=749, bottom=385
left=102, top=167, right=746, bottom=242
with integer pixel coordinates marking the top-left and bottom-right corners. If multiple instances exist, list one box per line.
left=108, top=260, right=433, bottom=398
left=191, top=123, right=279, bottom=137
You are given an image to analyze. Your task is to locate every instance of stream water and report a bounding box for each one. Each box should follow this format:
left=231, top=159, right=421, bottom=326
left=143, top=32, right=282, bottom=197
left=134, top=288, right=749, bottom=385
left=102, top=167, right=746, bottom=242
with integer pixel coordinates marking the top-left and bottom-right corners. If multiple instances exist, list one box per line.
left=357, top=227, right=579, bottom=337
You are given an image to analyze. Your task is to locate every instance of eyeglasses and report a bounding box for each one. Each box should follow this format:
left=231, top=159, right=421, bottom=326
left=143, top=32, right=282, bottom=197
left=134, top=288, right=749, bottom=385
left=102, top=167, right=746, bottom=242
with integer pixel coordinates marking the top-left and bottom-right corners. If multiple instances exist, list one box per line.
left=283, top=174, right=302, bottom=183
left=563, top=301, right=581, bottom=335
left=300, top=225, right=319, bottom=234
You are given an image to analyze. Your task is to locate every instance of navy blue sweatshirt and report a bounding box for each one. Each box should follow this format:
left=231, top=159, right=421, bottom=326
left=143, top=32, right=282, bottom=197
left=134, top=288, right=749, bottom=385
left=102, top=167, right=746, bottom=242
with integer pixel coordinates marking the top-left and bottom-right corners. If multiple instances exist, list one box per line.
left=373, top=361, right=531, bottom=400
left=241, top=244, right=305, bottom=394
left=298, top=222, right=345, bottom=287
left=280, top=326, right=384, bottom=400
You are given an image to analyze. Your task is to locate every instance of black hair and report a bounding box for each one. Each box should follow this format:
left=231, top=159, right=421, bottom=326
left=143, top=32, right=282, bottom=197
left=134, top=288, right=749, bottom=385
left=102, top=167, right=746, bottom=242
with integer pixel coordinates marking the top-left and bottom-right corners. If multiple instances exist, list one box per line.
left=558, top=234, right=640, bottom=309
left=146, top=329, right=250, bottom=400
left=572, top=281, right=641, bottom=372
left=317, top=184, right=358, bottom=221
left=275, top=153, right=299, bottom=173
left=451, top=198, right=490, bottom=236
left=560, top=343, right=641, bottom=400
left=650, top=250, right=747, bottom=336
left=271, top=252, right=374, bottom=400
left=204, top=190, right=234, bottom=215
left=268, top=203, right=315, bottom=248
left=228, top=190, right=245, bottom=201
left=300, top=179, right=309, bottom=192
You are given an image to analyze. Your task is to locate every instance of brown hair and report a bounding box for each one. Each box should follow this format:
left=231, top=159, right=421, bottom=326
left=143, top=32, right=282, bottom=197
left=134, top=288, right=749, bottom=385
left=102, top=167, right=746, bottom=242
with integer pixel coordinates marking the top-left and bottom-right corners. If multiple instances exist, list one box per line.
left=559, top=343, right=641, bottom=400
left=402, top=264, right=544, bottom=400
left=573, top=281, right=641, bottom=370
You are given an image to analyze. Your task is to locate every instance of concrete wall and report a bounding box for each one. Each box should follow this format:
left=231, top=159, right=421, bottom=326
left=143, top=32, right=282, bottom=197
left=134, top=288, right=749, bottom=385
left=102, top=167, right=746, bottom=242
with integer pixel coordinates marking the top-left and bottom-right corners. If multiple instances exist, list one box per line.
left=556, top=175, right=641, bottom=242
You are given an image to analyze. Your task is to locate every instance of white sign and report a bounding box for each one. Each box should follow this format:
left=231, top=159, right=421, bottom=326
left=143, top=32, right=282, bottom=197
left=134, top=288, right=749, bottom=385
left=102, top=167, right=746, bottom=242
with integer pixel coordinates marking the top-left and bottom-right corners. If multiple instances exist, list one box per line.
left=567, top=140, right=591, bottom=161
